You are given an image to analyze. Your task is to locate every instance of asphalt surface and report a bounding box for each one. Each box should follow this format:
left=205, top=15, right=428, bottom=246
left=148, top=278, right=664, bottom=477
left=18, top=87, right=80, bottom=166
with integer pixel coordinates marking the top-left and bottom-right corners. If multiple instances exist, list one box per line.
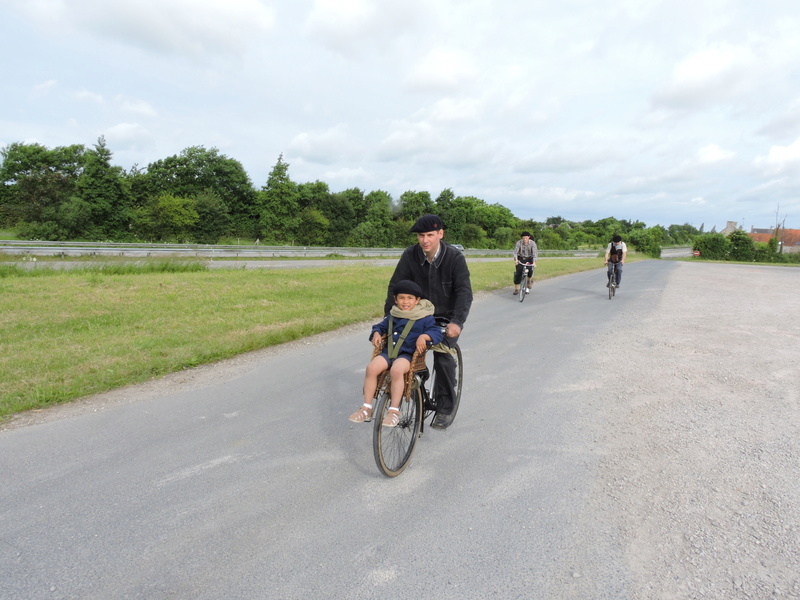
left=1, top=261, right=674, bottom=599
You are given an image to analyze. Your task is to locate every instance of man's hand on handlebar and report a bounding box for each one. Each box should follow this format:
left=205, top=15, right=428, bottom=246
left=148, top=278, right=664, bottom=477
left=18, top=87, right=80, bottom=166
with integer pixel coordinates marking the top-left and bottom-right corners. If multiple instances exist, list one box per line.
left=446, top=323, right=461, bottom=338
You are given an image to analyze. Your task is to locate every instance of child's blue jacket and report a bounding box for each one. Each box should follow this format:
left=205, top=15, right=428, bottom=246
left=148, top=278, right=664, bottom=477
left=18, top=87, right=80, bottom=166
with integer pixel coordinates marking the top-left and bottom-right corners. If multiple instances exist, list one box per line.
left=371, top=311, right=443, bottom=357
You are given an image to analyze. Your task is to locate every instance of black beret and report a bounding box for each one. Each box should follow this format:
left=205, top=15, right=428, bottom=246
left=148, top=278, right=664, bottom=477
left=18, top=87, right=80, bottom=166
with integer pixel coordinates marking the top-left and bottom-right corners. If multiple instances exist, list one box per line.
left=410, top=214, right=444, bottom=233
left=521, top=231, right=531, bottom=237
left=393, top=279, right=423, bottom=298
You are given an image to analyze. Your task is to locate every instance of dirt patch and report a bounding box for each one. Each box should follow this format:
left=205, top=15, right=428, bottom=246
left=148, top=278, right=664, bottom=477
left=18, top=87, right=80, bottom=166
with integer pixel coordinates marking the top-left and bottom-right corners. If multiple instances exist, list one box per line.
left=588, top=262, right=800, bottom=599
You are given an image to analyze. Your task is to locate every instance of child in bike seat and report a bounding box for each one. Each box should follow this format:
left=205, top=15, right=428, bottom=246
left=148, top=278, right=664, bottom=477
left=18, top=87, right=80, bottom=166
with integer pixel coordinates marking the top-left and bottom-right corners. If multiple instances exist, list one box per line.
left=348, top=279, right=443, bottom=428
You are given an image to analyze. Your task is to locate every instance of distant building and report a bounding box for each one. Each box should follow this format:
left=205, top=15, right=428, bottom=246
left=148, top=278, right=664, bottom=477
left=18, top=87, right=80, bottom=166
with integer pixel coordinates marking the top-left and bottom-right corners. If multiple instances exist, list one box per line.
left=720, top=221, right=740, bottom=236
left=748, top=226, right=800, bottom=253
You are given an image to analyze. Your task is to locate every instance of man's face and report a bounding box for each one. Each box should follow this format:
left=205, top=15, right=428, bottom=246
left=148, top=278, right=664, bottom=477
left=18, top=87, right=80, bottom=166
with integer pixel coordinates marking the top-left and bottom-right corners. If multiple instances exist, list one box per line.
left=522, top=235, right=531, bottom=243
left=416, top=229, right=444, bottom=255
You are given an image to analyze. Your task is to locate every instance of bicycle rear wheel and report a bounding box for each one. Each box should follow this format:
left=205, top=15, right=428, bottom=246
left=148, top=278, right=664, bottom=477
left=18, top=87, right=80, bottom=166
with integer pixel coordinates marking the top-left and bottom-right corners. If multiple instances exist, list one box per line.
left=428, top=344, right=463, bottom=424
left=373, top=384, right=423, bottom=477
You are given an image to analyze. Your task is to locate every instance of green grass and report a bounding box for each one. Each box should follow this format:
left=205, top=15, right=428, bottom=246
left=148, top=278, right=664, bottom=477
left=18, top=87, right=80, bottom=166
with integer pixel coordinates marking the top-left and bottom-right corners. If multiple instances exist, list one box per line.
left=0, top=256, right=612, bottom=419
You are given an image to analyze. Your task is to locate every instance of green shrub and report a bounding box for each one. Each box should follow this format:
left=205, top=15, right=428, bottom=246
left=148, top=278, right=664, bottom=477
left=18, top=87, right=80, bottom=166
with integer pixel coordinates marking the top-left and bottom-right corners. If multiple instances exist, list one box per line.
left=728, top=230, right=756, bottom=261
left=693, top=233, right=728, bottom=260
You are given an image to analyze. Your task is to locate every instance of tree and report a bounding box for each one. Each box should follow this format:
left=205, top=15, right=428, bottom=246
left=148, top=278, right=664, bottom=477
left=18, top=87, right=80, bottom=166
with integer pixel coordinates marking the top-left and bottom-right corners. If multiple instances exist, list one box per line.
left=134, top=194, right=198, bottom=242
left=628, top=229, right=662, bottom=258
left=297, top=208, right=329, bottom=246
left=56, top=196, right=94, bottom=240
left=446, top=196, right=479, bottom=243
left=727, top=229, right=755, bottom=261
left=435, top=188, right=455, bottom=216
left=317, top=189, right=357, bottom=246
left=494, top=226, right=514, bottom=248
left=693, top=233, right=728, bottom=260
left=462, top=223, right=487, bottom=247
left=349, top=191, right=393, bottom=247
left=138, top=146, right=257, bottom=237
left=398, top=190, right=435, bottom=221
left=192, top=189, right=230, bottom=244
left=257, top=154, right=300, bottom=243
left=0, top=142, right=84, bottom=231
left=76, top=137, right=132, bottom=239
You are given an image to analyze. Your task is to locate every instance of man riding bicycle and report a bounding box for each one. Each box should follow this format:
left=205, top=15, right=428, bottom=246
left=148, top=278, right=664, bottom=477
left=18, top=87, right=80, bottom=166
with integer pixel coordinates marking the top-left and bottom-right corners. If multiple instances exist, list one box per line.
left=604, top=234, right=627, bottom=287
left=512, top=231, right=538, bottom=296
left=383, top=214, right=473, bottom=430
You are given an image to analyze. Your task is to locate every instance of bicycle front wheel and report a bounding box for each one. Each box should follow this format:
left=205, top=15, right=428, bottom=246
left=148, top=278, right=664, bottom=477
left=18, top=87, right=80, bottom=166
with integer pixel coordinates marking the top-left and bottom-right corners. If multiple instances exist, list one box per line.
left=518, top=276, right=526, bottom=302
left=373, top=386, right=423, bottom=477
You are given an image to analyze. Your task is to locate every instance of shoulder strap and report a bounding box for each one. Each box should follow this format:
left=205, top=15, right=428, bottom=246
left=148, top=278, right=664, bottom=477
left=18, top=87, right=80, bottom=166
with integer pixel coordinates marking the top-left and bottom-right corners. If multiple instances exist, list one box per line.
left=387, top=315, right=416, bottom=359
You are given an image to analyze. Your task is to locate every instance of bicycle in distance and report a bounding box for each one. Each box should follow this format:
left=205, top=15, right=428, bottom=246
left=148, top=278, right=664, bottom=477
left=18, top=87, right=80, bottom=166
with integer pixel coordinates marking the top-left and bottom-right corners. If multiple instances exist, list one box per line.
left=371, top=318, right=463, bottom=477
left=607, top=263, right=619, bottom=299
left=518, top=263, right=534, bottom=302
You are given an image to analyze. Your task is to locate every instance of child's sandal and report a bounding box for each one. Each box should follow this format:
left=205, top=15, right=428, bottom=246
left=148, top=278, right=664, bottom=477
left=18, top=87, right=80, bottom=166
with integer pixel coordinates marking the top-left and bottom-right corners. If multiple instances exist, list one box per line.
left=382, top=407, right=400, bottom=428
left=349, top=404, right=373, bottom=423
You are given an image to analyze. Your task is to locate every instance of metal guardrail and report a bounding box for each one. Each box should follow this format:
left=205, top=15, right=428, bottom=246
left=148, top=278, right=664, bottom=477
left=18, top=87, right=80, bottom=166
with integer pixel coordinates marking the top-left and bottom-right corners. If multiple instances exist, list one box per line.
left=0, top=240, right=691, bottom=259
left=0, top=240, right=601, bottom=259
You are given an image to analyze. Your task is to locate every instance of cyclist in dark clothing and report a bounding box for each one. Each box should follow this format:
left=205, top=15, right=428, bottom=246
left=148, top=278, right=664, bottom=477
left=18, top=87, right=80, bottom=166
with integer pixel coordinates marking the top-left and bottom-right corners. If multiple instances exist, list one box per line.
left=384, top=214, right=473, bottom=429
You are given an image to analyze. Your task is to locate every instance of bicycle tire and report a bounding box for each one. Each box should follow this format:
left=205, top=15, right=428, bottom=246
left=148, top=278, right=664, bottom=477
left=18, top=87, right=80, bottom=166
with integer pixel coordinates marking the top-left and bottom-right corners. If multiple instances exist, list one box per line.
left=608, top=277, right=613, bottom=300
left=518, top=267, right=527, bottom=302
left=373, top=384, right=422, bottom=477
left=428, top=344, right=463, bottom=424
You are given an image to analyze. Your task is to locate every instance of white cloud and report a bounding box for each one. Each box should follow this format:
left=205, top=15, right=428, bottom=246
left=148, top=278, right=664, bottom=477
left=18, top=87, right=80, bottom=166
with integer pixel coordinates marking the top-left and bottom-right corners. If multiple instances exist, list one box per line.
left=754, top=138, right=800, bottom=175
left=13, top=0, right=275, bottom=59
left=513, top=138, right=627, bottom=174
left=75, top=90, right=104, bottom=104
left=103, top=123, right=154, bottom=150
left=406, top=48, right=476, bottom=91
left=696, top=143, right=734, bottom=164
left=304, top=0, right=423, bottom=56
left=424, top=97, right=482, bottom=123
left=288, top=125, right=353, bottom=164
left=118, top=98, right=158, bottom=118
left=377, top=121, right=441, bottom=159
left=30, top=79, right=57, bottom=98
left=652, top=43, right=757, bottom=109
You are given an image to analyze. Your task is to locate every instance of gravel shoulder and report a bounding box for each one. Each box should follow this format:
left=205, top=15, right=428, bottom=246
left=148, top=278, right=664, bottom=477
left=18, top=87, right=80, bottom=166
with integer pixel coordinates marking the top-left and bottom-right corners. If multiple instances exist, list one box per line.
left=584, top=262, right=800, bottom=599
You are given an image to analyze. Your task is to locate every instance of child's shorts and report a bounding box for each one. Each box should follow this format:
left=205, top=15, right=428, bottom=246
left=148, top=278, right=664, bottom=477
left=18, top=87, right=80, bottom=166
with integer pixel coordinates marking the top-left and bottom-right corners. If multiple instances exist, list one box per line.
left=377, top=351, right=414, bottom=366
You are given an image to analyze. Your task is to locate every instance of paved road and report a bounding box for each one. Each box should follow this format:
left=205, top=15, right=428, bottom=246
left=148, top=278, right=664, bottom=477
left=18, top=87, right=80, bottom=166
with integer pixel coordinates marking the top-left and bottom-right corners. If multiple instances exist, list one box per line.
left=1, top=261, right=674, bottom=599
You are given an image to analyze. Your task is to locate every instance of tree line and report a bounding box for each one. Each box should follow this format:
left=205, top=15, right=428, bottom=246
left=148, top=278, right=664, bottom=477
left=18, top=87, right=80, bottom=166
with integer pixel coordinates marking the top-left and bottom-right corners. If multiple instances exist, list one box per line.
left=1, top=138, right=701, bottom=253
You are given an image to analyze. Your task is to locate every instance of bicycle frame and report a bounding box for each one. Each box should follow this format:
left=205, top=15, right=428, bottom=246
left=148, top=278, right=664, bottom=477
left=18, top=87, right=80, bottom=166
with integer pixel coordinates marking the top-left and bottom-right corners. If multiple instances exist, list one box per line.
left=518, top=263, right=533, bottom=302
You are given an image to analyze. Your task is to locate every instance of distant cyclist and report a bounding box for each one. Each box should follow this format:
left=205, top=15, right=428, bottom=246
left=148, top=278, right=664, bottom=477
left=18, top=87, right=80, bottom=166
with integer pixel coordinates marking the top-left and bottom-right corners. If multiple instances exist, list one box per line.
left=512, top=231, right=538, bottom=295
left=604, top=235, right=627, bottom=288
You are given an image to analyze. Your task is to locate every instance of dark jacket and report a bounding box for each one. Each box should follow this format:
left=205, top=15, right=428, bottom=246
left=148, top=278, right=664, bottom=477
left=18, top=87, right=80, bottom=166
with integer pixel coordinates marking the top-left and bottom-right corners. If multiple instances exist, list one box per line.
left=383, top=241, right=473, bottom=329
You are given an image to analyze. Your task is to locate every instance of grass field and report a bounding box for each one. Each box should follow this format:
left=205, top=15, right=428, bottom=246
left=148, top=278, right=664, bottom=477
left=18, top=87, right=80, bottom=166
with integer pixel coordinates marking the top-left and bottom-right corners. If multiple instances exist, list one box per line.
left=0, top=256, right=616, bottom=420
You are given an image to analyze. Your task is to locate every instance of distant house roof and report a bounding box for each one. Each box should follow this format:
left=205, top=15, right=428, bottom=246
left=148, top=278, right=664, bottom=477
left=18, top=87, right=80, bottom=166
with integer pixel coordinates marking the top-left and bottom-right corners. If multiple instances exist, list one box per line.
left=748, top=229, right=800, bottom=247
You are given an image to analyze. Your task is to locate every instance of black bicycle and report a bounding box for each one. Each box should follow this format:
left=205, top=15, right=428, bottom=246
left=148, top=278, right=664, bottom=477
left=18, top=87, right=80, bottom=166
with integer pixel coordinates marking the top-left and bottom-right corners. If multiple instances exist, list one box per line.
left=518, top=263, right=534, bottom=302
left=372, top=319, right=463, bottom=477
left=607, top=262, right=619, bottom=299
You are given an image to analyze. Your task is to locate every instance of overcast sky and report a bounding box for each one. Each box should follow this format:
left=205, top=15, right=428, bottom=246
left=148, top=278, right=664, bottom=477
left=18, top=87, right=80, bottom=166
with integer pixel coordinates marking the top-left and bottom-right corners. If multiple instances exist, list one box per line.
left=3, top=0, right=800, bottom=232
